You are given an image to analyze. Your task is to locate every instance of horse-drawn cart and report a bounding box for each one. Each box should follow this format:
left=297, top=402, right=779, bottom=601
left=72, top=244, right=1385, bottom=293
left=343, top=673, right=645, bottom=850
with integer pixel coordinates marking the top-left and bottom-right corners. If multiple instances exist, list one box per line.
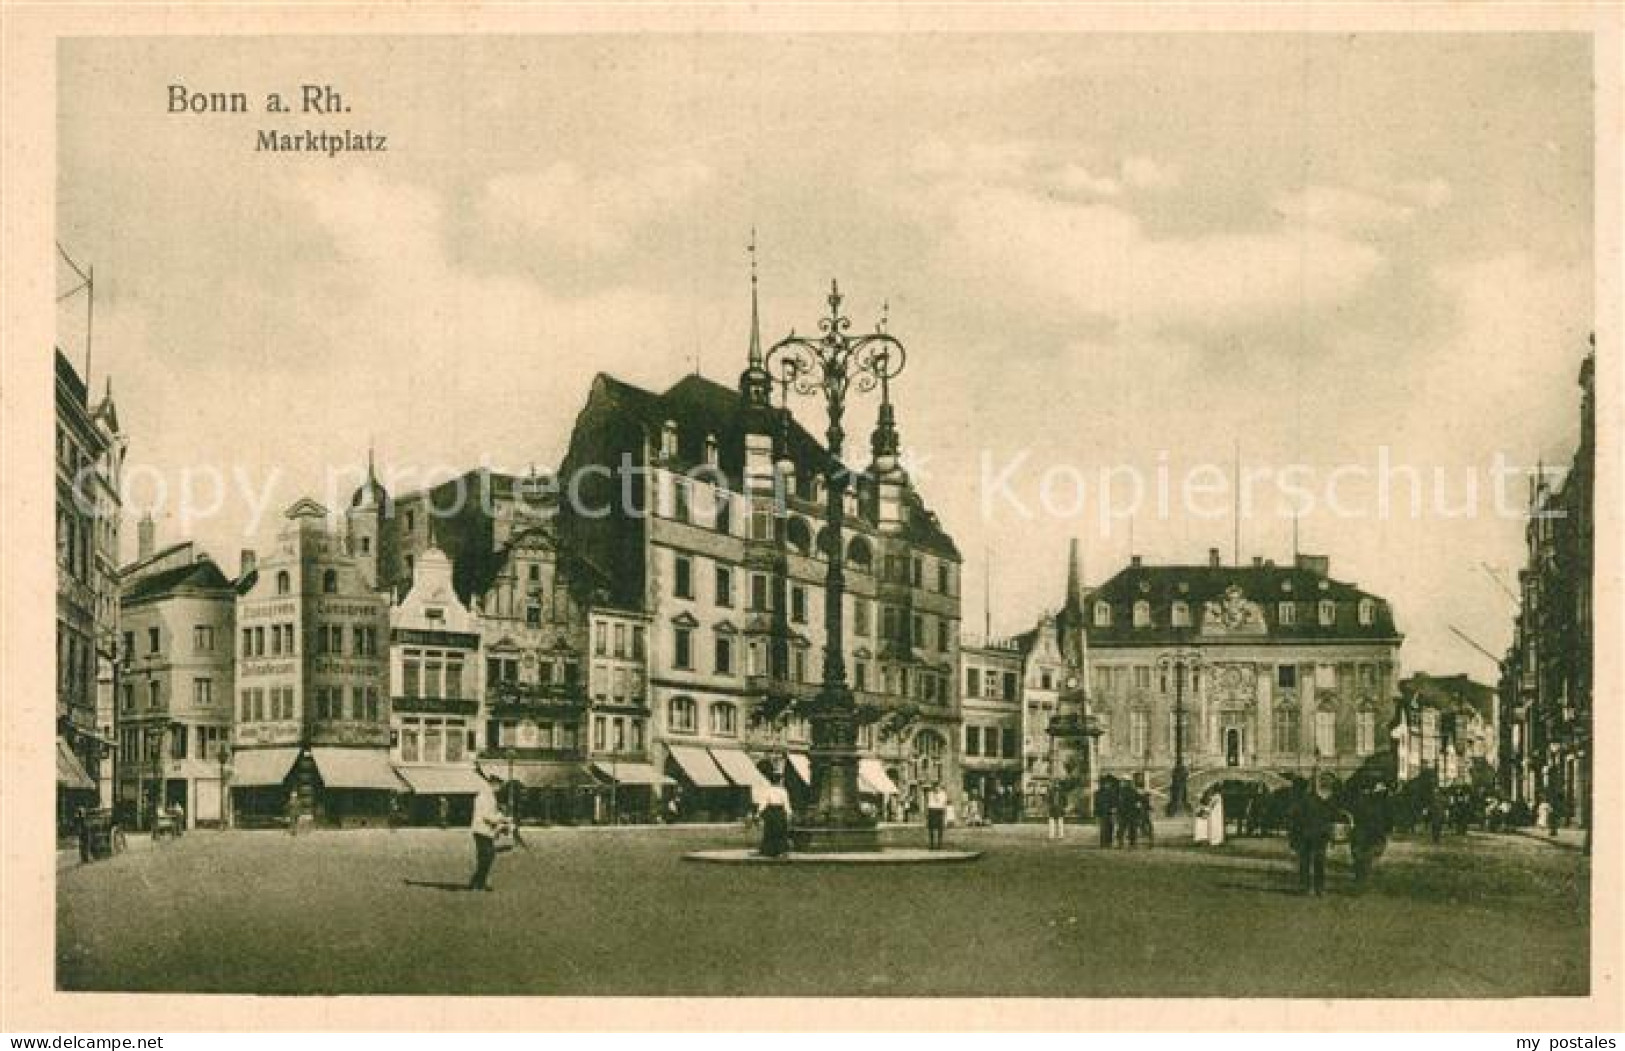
left=78, top=807, right=126, bottom=861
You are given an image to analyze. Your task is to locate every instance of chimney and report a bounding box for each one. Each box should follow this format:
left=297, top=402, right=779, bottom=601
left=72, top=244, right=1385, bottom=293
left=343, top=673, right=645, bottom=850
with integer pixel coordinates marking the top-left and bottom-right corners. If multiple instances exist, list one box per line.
left=240, top=549, right=258, bottom=577
left=1130, top=555, right=1142, bottom=568
left=1295, top=553, right=1329, bottom=577
left=1252, top=556, right=1263, bottom=568
left=137, top=513, right=155, bottom=561
left=1208, top=547, right=1221, bottom=568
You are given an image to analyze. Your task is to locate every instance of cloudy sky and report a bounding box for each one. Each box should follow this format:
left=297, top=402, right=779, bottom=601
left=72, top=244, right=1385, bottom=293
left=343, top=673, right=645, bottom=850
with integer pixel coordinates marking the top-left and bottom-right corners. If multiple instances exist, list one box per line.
left=58, top=34, right=1593, bottom=674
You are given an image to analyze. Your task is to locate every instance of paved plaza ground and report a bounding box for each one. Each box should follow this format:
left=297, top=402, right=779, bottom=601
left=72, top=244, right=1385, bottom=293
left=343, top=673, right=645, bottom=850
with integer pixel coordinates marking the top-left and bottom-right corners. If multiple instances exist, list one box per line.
left=56, top=822, right=1589, bottom=997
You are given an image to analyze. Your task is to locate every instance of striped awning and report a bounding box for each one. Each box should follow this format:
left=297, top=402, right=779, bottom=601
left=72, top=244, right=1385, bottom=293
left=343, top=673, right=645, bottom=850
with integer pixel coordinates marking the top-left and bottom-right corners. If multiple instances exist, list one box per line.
left=708, top=748, right=769, bottom=791
left=311, top=748, right=406, bottom=791
left=230, top=747, right=300, bottom=788
left=666, top=744, right=731, bottom=788
left=858, top=757, right=901, bottom=796
left=591, top=761, right=674, bottom=787
left=56, top=738, right=95, bottom=791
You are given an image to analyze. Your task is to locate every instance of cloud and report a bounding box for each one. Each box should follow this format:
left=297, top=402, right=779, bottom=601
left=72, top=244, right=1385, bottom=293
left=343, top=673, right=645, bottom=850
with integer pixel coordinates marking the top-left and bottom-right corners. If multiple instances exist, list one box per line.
left=478, top=159, right=713, bottom=254
left=920, top=185, right=1385, bottom=332
left=1273, top=185, right=1417, bottom=232
left=1121, top=155, right=1181, bottom=191
left=1055, top=163, right=1122, bottom=197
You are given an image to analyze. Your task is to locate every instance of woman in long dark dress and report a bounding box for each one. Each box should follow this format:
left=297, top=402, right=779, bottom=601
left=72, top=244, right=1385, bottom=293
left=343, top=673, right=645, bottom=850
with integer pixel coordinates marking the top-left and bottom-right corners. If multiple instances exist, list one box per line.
left=758, top=772, right=792, bottom=858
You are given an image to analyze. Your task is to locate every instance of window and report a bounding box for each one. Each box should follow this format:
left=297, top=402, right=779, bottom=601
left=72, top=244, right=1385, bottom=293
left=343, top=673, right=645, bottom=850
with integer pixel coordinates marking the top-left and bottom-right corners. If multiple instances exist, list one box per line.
left=271, top=624, right=284, bottom=656
left=193, top=678, right=213, bottom=707
left=366, top=686, right=380, bottom=721
left=715, top=493, right=732, bottom=535
left=673, top=480, right=691, bottom=524
left=669, top=696, right=697, bottom=733
left=937, top=619, right=950, bottom=652
left=595, top=623, right=607, bottom=656
left=1314, top=710, right=1337, bottom=757
left=793, top=648, right=808, bottom=683
left=121, top=683, right=134, bottom=712
left=1277, top=665, right=1297, bottom=689
left=715, top=565, right=733, bottom=608
left=401, top=726, right=420, bottom=763
left=1129, top=710, right=1150, bottom=757
left=1094, top=602, right=1112, bottom=627
left=674, top=555, right=693, bottom=599
left=276, top=571, right=291, bottom=595
left=1358, top=599, right=1376, bottom=626
left=148, top=627, right=160, bottom=654
left=791, top=585, right=807, bottom=624
left=750, top=510, right=773, bottom=542
left=673, top=626, right=693, bottom=669
left=593, top=716, right=607, bottom=751
left=1358, top=664, right=1376, bottom=688
left=853, top=599, right=870, bottom=636
left=1356, top=711, right=1375, bottom=756
left=612, top=624, right=627, bottom=658
left=750, top=573, right=769, bottom=612
left=1318, top=600, right=1336, bottom=627
left=122, top=631, right=134, bottom=665
left=938, top=562, right=951, bottom=594
left=1002, top=728, right=1018, bottom=758
left=1134, top=666, right=1151, bottom=690
left=1003, top=671, right=1018, bottom=699
left=965, top=725, right=981, bottom=756
left=446, top=658, right=463, bottom=699
left=911, top=555, right=924, bottom=588
left=148, top=680, right=161, bottom=710
left=1278, top=602, right=1296, bottom=626
left=322, top=569, right=338, bottom=594
left=193, top=625, right=214, bottom=652
left=966, top=667, right=982, bottom=697
left=854, top=660, right=868, bottom=691
left=711, top=702, right=738, bottom=736
left=714, top=635, right=733, bottom=675
left=911, top=613, right=924, bottom=647
left=1133, top=601, right=1151, bottom=628
left=526, top=603, right=541, bottom=627
left=1171, top=601, right=1190, bottom=628
left=632, top=626, right=646, bottom=660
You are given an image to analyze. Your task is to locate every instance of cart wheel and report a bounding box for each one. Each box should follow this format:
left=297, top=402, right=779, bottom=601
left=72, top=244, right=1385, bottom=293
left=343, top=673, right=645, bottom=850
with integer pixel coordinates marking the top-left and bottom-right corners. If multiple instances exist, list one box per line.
left=112, top=828, right=127, bottom=854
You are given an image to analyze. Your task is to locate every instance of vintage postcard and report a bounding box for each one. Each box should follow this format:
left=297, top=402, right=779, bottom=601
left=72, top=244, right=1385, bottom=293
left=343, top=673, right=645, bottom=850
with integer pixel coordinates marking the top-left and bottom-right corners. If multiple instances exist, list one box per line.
left=2, top=2, right=1619, bottom=1034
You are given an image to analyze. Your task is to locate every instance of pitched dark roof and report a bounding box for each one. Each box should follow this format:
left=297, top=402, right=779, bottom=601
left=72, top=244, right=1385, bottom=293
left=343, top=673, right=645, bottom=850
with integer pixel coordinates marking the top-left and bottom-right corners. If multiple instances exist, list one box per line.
left=122, top=558, right=233, bottom=604
left=118, top=541, right=191, bottom=579
left=1399, top=673, right=1495, bottom=720
left=588, top=372, right=959, bottom=559
left=1083, top=560, right=1400, bottom=645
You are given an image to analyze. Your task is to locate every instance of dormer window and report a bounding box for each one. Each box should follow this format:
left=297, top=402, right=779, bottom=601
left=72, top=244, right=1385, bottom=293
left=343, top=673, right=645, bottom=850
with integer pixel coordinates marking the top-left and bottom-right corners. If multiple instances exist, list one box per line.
left=1357, top=599, right=1375, bottom=626
left=1171, top=601, right=1190, bottom=628
left=1093, top=602, right=1112, bottom=627
left=276, top=570, right=291, bottom=596
left=1133, top=600, right=1151, bottom=628
left=661, top=420, right=679, bottom=460
left=1318, top=600, right=1336, bottom=627
left=1278, top=601, right=1297, bottom=626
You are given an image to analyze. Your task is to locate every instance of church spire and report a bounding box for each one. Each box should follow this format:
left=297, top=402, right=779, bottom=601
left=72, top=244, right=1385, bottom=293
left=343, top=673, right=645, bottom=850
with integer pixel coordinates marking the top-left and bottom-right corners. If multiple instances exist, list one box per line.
left=739, top=227, right=773, bottom=410
left=868, top=300, right=902, bottom=469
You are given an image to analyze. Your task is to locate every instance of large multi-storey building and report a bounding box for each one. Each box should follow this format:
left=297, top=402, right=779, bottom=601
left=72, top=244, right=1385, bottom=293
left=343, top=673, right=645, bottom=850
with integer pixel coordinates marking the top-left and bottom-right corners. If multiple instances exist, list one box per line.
left=115, top=537, right=236, bottom=829
left=55, top=349, right=124, bottom=833
left=959, top=637, right=1024, bottom=821
left=557, top=280, right=962, bottom=819
left=388, top=543, right=487, bottom=824
left=1501, top=341, right=1594, bottom=830
left=587, top=604, right=665, bottom=821
left=1082, top=549, right=1403, bottom=799
left=1394, top=673, right=1497, bottom=789
left=230, top=499, right=396, bottom=827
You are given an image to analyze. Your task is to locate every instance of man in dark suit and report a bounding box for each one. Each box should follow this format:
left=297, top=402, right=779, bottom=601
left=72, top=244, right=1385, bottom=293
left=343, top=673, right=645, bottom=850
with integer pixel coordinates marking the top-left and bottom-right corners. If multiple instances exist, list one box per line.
left=1289, top=776, right=1339, bottom=896
left=1096, top=776, right=1117, bottom=848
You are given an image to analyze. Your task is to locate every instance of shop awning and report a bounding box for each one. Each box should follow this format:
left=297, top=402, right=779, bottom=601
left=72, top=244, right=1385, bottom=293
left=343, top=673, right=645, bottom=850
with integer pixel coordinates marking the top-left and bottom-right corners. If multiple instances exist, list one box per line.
left=230, top=747, right=300, bottom=788
left=395, top=764, right=488, bottom=796
left=786, top=752, right=812, bottom=785
left=478, top=760, right=599, bottom=790
left=709, top=747, right=769, bottom=791
left=311, top=747, right=406, bottom=791
left=666, top=744, right=731, bottom=788
left=591, top=761, right=674, bottom=787
left=56, top=738, right=95, bottom=791
left=858, top=757, right=901, bottom=796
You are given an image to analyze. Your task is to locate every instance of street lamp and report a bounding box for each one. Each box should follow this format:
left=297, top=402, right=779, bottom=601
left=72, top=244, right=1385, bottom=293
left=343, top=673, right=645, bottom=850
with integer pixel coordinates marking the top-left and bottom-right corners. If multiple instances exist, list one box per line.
left=766, top=280, right=906, bottom=854
left=1156, top=649, right=1204, bottom=816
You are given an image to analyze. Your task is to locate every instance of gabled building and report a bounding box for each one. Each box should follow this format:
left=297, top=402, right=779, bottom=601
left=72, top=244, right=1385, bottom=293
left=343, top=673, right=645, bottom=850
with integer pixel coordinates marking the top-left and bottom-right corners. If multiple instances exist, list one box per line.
left=1082, top=549, right=1403, bottom=799
left=1395, top=673, right=1497, bottom=789
left=557, top=278, right=962, bottom=817
left=115, top=538, right=235, bottom=829
left=230, top=499, right=397, bottom=827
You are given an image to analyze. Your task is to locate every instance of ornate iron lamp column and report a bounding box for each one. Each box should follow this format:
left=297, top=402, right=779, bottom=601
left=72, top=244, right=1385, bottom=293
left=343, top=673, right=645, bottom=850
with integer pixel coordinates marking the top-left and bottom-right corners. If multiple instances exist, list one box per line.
left=767, top=280, right=905, bottom=853
left=1157, top=649, right=1203, bottom=816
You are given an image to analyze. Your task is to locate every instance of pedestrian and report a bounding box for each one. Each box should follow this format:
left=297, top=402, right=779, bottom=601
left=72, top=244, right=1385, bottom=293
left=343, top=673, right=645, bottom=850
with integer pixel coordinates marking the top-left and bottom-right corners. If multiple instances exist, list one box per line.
left=1349, top=783, right=1391, bottom=888
left=1119, top=783, right=1139, bottom=848
left=1545, top=796, right=1562, bottom=837
left=285, top=790, right=300, bottom=836
left=925, top=782, right=948, bottom=850
left=1046, top=782, right=1066, bottom=840
left=1136, top=788, right=1156, bottom=847
left=468, top=778, right=505, bottom=892
left=1428, top=797, right=1445, bottom=844
left=1096, top=776, right=1116, bottom=848
left=1288, top=775, right=1338, bottom=896
left=758, top=771, right=792, bottom=858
